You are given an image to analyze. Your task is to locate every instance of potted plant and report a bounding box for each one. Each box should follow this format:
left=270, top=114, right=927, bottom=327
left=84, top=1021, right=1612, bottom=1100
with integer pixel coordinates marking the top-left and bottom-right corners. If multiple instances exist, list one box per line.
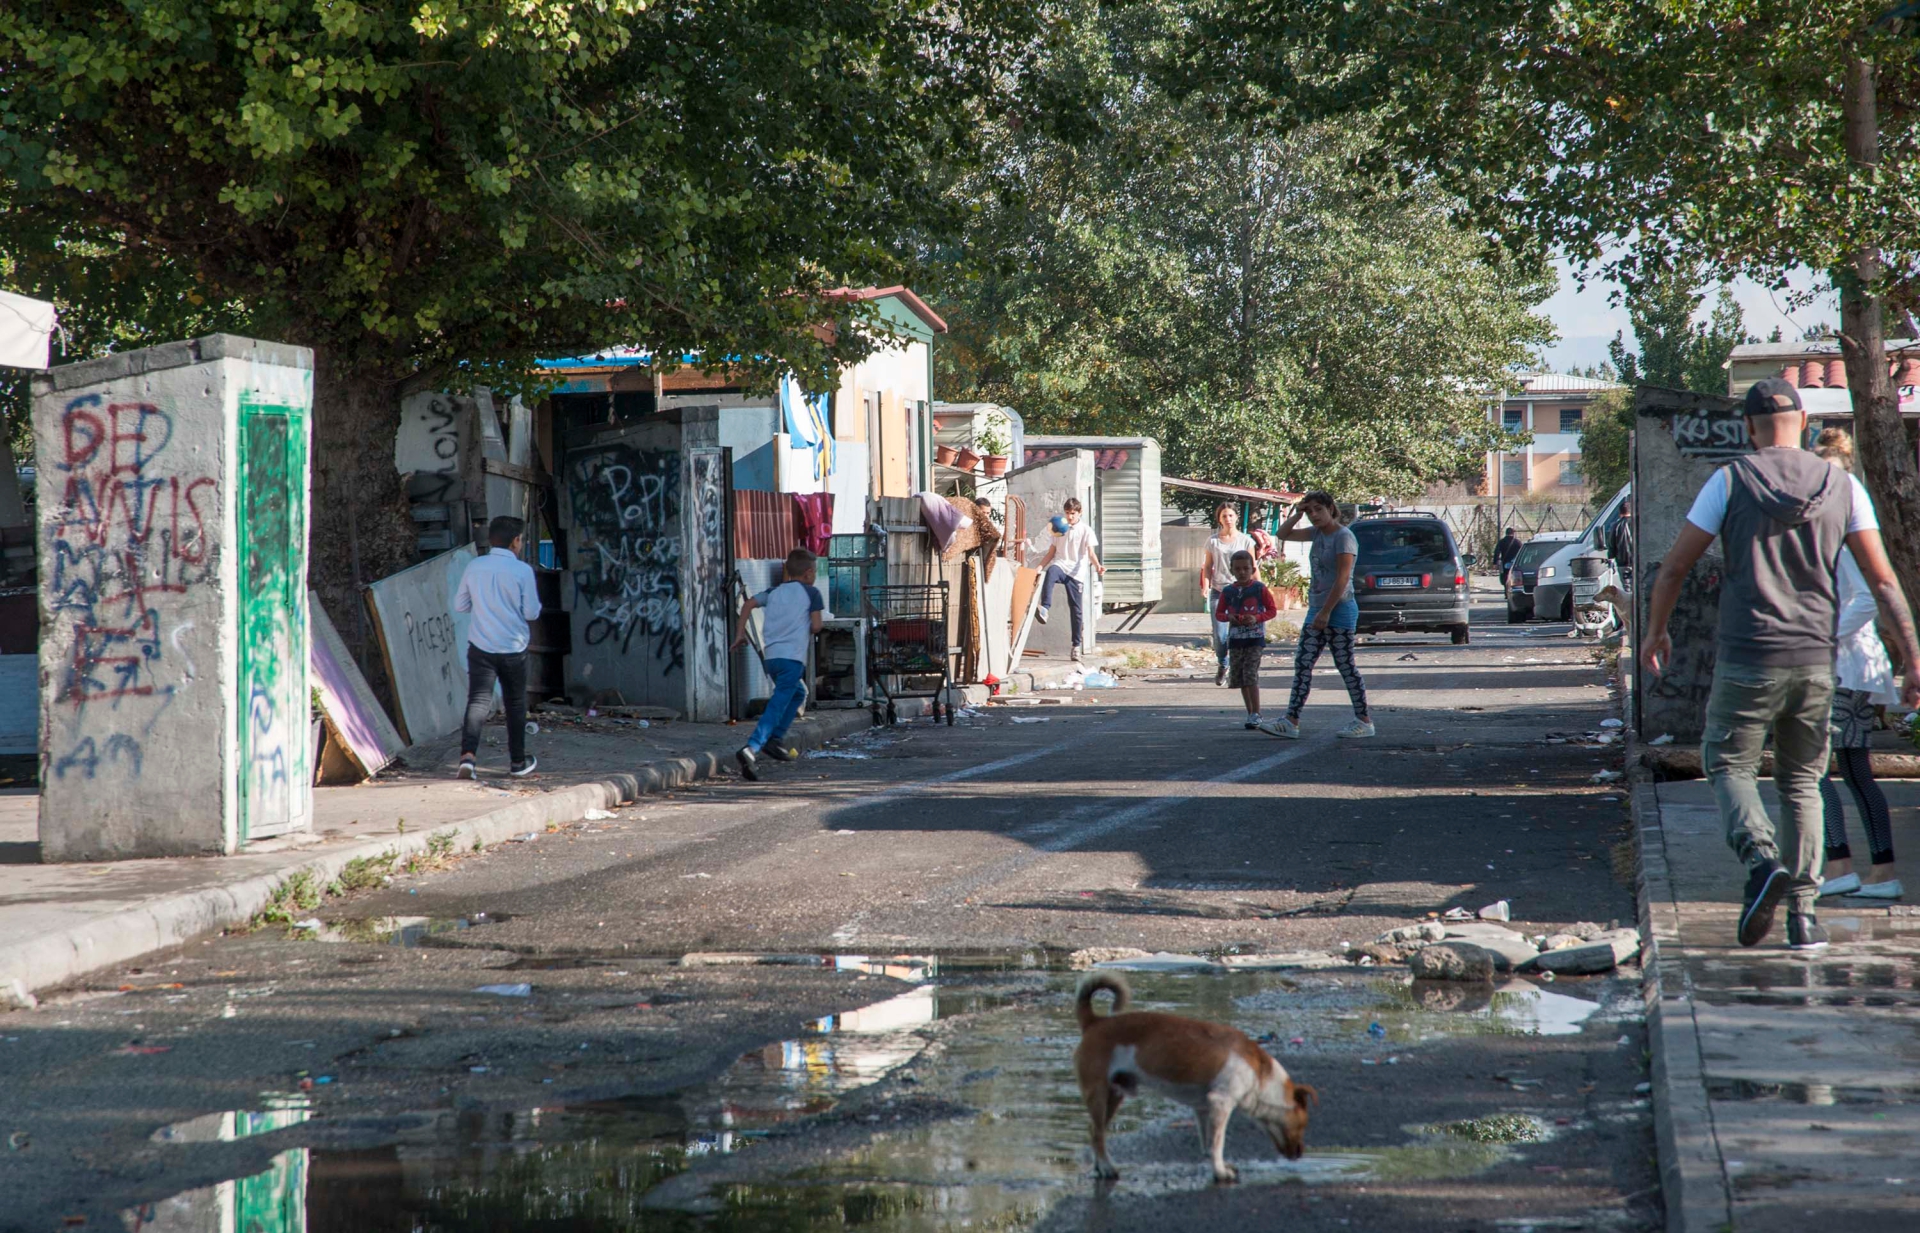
left=952, top=442, right=982, bottom=471
left=976, top=422, right=1011, bottom=478
left=935, top=443, right=960, bottom=468
left=1261, top=557, right=1309, bottom=610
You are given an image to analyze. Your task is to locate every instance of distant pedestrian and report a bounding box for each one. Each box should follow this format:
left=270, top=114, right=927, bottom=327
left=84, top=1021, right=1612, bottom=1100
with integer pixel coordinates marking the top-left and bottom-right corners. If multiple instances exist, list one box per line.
left=732, top=547, right=825, bottom=781
left=1495, top=527, right=1523, bottom=585
left=454, top=516, right=542, bottom=779
left=1201, top=503, right=1256, bottom=687
left=1608, top=501, right=1635, bottom=585
left=1642, top=380, right=1920, bottom=950
left=1034, top=497, right=1105, bottom=663
left=1812, top=430, right=1902, bottom=901
left=1263, top=491, right=1373, bottom=740
left=1215, top=550, right=1278, bottom=728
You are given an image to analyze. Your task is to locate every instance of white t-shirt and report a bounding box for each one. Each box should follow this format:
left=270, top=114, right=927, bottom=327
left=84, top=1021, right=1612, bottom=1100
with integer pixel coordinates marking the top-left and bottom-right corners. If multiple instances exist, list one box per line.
left=1204, top=531, right=1255, bottom=589
left=1052, top=522, right=1098, bottom=573
left=1684, top=467, right=1878, bottom=537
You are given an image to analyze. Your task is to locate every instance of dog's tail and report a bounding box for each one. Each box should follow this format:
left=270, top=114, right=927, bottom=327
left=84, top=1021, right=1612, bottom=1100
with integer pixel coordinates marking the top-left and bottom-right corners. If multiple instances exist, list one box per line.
left=1075, top=970, right=1131, bottom=1030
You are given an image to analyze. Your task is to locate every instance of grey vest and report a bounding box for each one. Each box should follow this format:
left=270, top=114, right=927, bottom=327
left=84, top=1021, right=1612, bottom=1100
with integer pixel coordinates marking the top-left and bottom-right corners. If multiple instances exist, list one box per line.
left=1717, top=449, right=1852, bottom=667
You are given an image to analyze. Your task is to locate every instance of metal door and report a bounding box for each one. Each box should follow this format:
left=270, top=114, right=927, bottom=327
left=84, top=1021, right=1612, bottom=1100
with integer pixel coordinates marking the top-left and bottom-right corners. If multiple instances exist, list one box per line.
left=237, top=397, right=309, bottom=841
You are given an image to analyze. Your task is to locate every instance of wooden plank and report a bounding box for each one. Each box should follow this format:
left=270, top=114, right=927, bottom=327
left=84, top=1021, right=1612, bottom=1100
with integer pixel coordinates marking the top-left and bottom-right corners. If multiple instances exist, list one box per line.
left=309, top=592, right=407, bottom=778
left=482, top=456, right=554, bottom=488
left=364, top=545, right=479, bottom=746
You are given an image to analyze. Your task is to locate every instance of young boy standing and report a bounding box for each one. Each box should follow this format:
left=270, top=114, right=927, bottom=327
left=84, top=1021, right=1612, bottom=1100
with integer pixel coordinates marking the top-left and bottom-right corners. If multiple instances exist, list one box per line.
left=732, top=547, right=825, bottom=780
left=1214, top=550, right=1278, bottom=728
left=454, top=516, right=542, bottom=778
left=1034, top=497, right=1105, bottom=662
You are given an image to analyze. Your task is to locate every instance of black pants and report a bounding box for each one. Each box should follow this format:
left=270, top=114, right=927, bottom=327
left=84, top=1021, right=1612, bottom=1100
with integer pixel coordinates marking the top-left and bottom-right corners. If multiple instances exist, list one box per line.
left=462, top=647, right=528, bottom=764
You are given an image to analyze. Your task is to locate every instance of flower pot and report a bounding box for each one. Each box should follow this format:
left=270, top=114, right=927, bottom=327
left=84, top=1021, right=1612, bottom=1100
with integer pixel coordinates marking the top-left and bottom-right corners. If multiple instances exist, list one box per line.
left=953, top=446, right=981, bottom=472
left=935, top=444, right=960, bottom=468
left=981, top=454, right=1010, bottom=478
left=931, top=415, right=948, bottom=433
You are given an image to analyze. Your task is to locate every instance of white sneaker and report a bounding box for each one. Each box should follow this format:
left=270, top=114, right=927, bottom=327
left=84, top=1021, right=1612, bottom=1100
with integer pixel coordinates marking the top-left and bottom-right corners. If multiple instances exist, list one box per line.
left=1819, top=872, right=1862, bottom=897
left=1244, top=715, right=1261, bottom=730
left=1260, top=717, right=1301, bottom=739
left=1035, top=606, right=1050, bottom=625
left=1070, top=646, right=1084, bottom=663
left=1336, top=718, right=1377, bottom=739
left=456, top=757, right=477, bottom=780
left=1856, top=878, right=1904, bottom=900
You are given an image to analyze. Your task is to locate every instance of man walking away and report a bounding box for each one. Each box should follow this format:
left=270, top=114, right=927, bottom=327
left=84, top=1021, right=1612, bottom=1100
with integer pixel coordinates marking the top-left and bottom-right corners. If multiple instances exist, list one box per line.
left=1642, top=380, right=1920, bottom=950
left=1495, top=527, right=1523, bottom=586
left=1263, top=491, right=1373, bottom=740
left=1034, top=497, right=1105, bottom=663
left=454, top=516, right=542, bottom=779
left=732, top=547, right=825, bottom=781
left=1202, top=503, right=1256, bottom=686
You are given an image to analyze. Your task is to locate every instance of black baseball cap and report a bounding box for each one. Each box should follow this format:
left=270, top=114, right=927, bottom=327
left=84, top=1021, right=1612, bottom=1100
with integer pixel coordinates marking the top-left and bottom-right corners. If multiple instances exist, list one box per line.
left=1744, top=377, right=1803, bottom=417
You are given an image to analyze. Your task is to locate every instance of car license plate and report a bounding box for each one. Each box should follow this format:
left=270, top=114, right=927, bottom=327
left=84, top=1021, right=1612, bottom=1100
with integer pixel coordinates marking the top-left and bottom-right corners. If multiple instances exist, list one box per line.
left=1377, top=576, right=1419, bottom=588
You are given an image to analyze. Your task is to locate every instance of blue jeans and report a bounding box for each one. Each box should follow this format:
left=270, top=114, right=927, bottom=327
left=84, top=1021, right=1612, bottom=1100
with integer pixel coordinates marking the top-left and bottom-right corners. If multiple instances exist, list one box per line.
left=1327, top=597, right=1359, bottom=631
left=750, top=657, right=808, bottom=752
left=1040, top=565, right=1085, bottom=647
left=1211, top=615, right=1233, bottom=665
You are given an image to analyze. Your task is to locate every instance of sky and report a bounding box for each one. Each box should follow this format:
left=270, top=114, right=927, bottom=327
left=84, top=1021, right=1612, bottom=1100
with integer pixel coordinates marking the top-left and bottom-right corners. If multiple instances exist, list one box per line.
left=1537, top=258, right=1838, bottom=374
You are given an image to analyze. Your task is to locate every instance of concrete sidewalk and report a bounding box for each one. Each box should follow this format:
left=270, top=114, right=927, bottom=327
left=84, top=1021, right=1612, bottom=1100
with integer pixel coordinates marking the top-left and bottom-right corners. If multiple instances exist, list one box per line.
left=0, top=706, right=881, bottom=1004
left=1637, top=771, right=1920, bottom=1231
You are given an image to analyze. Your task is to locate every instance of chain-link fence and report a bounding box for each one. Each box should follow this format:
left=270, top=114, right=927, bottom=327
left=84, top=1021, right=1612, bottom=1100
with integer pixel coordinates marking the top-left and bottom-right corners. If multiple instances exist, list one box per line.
left=1422, top=503, right=1595, bottom=568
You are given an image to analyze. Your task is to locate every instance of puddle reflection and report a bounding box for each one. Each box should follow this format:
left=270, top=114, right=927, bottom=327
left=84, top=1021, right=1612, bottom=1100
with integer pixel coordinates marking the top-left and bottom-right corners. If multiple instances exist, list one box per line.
left=130, top=963, right=1602, bottom=1231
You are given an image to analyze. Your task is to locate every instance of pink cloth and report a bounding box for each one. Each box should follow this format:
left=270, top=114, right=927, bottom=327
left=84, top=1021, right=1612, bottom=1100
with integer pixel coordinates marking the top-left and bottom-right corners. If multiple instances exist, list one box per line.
left=791, top=492, right=835, bottom=556
left=1250, top=528, right=1280, bottom=560
left=916, top=490, right=970, bottom=552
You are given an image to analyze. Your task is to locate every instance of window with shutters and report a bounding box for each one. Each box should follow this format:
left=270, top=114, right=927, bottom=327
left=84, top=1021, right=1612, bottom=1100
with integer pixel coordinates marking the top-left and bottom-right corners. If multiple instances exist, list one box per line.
left=1500, top=459, right=1525, bottom=487
left=1559, top=458, right=1582, bottom=485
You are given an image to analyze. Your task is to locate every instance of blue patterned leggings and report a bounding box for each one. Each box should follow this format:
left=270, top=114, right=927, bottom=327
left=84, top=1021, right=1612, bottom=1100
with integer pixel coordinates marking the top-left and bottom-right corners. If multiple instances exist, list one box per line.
left=1287, top=626, right=1367, bottom=721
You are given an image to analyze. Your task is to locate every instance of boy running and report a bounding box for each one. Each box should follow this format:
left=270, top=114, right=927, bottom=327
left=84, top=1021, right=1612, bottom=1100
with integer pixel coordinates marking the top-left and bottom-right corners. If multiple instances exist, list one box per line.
left=1214, top=550, right=1278, bottom=728
left=732, top=547, right=825, bottom=780
left=1263, top=491, right=1374, bottom=739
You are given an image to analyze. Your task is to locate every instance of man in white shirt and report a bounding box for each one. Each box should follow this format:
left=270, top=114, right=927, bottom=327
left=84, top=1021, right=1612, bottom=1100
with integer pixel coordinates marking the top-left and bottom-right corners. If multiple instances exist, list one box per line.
left=1034, top=497, right=1105, bottom=662
left=454, top=516, right=542, bottom=779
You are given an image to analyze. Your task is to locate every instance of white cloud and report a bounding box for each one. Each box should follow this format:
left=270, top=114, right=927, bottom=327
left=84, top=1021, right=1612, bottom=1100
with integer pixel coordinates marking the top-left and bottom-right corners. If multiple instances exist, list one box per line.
left=1537, top=260, right=1838, bottom=373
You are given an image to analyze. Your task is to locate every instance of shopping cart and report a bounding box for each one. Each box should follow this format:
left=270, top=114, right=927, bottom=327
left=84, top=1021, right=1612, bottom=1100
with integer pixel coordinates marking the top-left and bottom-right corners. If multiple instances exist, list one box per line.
left=865, top=581, right=952, bottom=726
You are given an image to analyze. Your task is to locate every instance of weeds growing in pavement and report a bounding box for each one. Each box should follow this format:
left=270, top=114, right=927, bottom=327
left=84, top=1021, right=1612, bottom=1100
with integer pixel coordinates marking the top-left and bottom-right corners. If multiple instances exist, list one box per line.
left=253, top=870, right=325, bottom=929
left=1422, top=1114, right=1546, bottom=1144
left=335, top=850, right=399, bottom=892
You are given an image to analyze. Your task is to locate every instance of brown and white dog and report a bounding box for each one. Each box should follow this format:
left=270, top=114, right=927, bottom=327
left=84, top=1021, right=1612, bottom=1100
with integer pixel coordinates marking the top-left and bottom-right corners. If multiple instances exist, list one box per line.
left=1073, top=971, right=1316, bottom=1183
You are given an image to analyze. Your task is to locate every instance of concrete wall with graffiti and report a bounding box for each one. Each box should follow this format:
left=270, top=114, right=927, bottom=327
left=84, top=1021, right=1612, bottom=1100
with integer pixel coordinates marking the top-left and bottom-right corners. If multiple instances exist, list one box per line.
left=31, top=335, right=313, bottom=860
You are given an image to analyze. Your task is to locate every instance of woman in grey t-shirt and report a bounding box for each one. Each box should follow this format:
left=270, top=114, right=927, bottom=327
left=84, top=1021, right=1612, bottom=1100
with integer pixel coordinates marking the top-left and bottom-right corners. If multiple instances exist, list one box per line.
left=1262, top=491, right=1372, bottom=739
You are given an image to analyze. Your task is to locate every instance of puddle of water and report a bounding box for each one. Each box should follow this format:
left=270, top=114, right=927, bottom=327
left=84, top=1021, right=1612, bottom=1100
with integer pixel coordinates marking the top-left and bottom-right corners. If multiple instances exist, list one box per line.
left=131, top=963, right=1598, bottom=1231
left=1705, top=1077, right=1920, bottom=1105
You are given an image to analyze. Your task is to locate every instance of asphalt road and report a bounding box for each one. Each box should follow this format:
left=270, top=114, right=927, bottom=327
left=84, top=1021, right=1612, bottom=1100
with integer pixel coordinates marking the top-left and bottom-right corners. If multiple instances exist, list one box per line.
left=0, top=593, right=1657, bottom=1233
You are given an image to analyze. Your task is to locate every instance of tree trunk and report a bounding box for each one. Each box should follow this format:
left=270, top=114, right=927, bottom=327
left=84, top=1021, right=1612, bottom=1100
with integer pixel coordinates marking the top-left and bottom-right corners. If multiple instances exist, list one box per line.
left=1839, top=56, right=1920, bottom=603
left=308, top=349, right=418, bottom=688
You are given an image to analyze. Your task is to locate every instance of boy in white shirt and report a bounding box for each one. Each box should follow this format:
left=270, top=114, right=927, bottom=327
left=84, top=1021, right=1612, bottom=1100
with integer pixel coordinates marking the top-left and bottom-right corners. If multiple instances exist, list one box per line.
left=454, top=516, right=542, bottom=779
left=1034, top=497, right=1105, bottom=662
left=731, top=547, right=825, bottom=780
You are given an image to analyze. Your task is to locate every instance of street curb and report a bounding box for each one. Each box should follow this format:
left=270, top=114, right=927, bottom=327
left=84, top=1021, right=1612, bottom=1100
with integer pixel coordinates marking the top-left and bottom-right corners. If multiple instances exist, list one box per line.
left=1621, top=644, right=1734, bottom=1233
left=0, top=709, right=877, bottom=1001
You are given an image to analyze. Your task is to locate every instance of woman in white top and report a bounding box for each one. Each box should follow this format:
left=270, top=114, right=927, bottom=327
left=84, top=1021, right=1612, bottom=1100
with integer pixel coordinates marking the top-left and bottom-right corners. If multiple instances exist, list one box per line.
left=1201, top=504, right=1255, bottom=687
left=1814, top=431, right=1901, bottom=900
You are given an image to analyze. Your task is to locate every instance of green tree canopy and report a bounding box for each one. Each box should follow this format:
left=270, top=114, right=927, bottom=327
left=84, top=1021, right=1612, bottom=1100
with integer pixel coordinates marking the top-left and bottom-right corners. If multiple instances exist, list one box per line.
left=936, top=2, right=1552, bottom=502
left=1, top=0, right=1044, bottom=624
left=1189, top=0, right=1920, bottom=592
left=1605, top=264, right=1752, bottom=396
